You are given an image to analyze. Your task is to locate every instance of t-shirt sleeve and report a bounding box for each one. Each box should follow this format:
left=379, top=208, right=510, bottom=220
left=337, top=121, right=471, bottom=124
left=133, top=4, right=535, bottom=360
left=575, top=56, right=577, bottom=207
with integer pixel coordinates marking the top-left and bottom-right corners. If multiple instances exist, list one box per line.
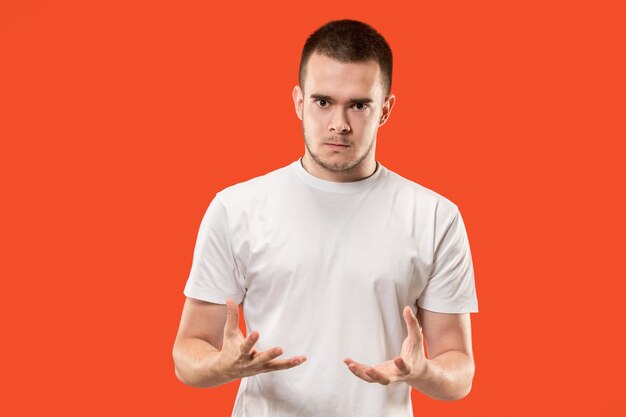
left=183, top=195, right=246, bottom=304
left=417, top=205, right=479, bottom=313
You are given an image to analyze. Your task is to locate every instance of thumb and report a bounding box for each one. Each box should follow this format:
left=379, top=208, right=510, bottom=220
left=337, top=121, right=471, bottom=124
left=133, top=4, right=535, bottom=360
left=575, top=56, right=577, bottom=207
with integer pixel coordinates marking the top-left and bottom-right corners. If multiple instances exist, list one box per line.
left=224, top=298, right=240, bottom=336
left=403, top=306, right=422, bottom=339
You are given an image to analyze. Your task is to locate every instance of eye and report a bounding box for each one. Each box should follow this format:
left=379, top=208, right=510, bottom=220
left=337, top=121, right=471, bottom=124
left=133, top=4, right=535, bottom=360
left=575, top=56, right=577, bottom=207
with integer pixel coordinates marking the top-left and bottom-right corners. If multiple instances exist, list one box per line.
left=315, top=99, right=329, bottom=108
left=353, top=103, right=368, bottom=111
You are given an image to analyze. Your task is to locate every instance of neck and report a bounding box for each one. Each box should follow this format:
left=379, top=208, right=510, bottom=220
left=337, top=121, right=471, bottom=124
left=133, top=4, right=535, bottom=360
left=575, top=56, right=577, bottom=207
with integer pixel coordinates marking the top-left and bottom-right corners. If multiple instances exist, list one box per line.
left=301, top=155, right=378, bottom=183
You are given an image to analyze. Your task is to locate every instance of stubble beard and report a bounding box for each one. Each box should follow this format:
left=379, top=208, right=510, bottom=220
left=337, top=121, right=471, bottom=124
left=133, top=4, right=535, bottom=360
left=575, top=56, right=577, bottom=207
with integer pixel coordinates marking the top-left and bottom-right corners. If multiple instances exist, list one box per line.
left=301, top=120, right=376, bottom=173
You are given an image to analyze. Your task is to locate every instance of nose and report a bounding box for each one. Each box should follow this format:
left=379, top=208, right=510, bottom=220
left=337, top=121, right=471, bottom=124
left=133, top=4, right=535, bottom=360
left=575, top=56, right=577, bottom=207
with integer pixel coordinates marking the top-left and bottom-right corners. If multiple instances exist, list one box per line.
left=328, top=108, right=351, bottom=133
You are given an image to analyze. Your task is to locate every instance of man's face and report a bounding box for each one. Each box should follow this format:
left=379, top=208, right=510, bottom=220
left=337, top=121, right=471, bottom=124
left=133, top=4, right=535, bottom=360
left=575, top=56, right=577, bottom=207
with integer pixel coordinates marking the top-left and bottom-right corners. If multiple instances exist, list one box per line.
left=293, top=52, right=395, bottom=175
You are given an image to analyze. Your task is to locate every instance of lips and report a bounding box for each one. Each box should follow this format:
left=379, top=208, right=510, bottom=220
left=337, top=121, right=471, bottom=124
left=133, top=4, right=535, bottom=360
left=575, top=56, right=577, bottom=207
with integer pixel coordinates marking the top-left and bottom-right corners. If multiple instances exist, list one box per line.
left=325, top=143, right=349, bottom=147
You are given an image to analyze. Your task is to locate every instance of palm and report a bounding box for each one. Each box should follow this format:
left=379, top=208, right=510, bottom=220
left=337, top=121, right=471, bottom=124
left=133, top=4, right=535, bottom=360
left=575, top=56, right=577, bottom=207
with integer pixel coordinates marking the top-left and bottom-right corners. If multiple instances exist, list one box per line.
left=344, top=306, right=427, bottom=385
left=216, top=298, right=307, bottom=380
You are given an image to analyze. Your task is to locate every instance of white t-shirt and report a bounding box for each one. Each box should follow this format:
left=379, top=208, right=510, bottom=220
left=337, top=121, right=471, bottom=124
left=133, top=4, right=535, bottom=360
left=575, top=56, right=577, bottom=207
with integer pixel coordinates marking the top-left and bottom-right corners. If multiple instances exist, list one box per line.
left=183, top=157, right=478, bottom=417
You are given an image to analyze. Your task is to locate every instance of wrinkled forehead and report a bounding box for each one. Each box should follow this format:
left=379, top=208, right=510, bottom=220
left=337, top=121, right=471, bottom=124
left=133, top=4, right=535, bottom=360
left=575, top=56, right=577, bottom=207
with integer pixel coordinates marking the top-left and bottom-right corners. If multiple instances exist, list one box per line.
left=304, top=52, right=385, bottom=101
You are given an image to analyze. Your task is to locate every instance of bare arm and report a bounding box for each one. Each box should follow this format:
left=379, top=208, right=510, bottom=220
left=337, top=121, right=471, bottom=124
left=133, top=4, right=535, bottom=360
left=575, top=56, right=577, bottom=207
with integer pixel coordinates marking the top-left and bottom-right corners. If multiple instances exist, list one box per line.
left=172, top=297, right=307, bottom=388
left=405, top=308, right=475, bottom=400
left=172, top=298, right=230, bottom=387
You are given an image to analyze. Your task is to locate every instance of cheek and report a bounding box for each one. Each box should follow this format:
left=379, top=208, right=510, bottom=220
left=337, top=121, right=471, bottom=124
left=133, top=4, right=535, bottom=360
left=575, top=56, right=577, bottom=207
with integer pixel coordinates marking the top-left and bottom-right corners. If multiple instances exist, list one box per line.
left=362, top=114, right=381, bottom=133
left=303, top=109, right=326, bottom=129
left=350, top=115, right=375, bottom=135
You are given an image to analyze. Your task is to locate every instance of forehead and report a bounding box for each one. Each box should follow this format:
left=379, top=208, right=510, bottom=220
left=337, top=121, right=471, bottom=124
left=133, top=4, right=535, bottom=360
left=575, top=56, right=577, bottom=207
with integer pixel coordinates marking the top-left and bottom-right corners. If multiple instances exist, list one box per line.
left=304, top=52, right=384, bottom=99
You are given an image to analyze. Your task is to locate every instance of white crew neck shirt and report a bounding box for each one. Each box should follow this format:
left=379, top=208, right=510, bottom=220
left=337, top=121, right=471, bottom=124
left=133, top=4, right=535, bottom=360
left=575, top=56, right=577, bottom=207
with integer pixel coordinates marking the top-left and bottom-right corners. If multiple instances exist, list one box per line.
left=295, top=158, right=383, bottom=192
left=184, top=158, right=478, bottom=417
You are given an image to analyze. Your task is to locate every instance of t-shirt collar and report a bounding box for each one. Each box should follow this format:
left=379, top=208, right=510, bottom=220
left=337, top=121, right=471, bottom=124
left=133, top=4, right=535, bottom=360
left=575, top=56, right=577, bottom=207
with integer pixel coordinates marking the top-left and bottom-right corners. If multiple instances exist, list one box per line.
left=291, top=157, right=384, bottom=193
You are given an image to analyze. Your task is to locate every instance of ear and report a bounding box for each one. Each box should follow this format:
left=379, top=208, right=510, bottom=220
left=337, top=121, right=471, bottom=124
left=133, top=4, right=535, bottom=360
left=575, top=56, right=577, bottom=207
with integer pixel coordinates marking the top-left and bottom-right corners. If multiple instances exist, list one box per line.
left=292, top=85, right=304, bottom=121
left=379, top=93, right=396, bottom=127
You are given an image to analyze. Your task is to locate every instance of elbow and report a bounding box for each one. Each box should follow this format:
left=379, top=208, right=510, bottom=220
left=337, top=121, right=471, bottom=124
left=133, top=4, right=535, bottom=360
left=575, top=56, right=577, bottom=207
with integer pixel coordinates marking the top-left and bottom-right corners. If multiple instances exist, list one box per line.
left=440, top=360, right=475, bottom=401
left=172, top=348, right=213, bottom=389
left=450, top=364, right=475, bottom=401
left=432, top=381, right=473, bottom=402
left=450, top=361, right=475, bottom=401
left=172, top=344, right=193, bottom=386
left=174, top=366, right=188, bottom=385
left=451, top=382, right=473, bottom=401
left=173, top=358, right=188, bottom=385
left=173, top=363, right=202, bottom=388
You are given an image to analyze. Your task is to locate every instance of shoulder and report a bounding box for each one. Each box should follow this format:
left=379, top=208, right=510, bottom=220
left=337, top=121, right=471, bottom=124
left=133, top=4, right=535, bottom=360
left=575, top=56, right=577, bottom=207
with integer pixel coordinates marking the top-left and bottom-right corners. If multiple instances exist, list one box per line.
left=214, top=161, right=293, bottom=207
left=381, top=165, right=460, bottom=219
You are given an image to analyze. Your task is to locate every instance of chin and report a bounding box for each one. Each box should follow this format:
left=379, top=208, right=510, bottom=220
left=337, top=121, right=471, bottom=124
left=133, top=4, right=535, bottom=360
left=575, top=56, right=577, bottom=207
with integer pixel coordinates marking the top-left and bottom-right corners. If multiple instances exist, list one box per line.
left=319, top=156, right=361, bottom=172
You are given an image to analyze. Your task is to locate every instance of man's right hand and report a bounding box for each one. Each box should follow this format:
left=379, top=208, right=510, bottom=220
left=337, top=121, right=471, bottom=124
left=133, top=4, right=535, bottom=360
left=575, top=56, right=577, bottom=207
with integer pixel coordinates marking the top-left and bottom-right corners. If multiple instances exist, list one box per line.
left=208, top=298, right=307, bottom=380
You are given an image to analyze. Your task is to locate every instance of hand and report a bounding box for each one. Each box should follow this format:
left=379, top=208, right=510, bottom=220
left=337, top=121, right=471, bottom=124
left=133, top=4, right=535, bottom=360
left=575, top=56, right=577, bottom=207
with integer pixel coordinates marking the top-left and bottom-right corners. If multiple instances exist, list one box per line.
left=343, top=306, right=428, bottom=385
left=211, top=298, right=307, bottom=380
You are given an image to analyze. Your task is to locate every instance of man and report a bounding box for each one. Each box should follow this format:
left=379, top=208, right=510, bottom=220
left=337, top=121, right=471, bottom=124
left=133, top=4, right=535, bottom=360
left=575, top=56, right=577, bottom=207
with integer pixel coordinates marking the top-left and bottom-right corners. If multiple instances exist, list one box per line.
left=172, top=19, right=479, bottom=416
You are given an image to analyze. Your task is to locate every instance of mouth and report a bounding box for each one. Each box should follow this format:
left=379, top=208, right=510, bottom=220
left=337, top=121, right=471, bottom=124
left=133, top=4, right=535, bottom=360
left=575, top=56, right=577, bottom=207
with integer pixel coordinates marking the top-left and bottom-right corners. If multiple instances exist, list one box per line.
left=325, top=143, right=350, bottom=148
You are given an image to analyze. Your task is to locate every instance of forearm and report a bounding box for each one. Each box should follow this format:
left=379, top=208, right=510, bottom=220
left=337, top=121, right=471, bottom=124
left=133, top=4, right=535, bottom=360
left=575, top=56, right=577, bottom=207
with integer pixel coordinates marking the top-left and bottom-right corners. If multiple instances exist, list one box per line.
left=172, top=337, right=233, bottom=388
left=406, top=351, right=475, bottom=401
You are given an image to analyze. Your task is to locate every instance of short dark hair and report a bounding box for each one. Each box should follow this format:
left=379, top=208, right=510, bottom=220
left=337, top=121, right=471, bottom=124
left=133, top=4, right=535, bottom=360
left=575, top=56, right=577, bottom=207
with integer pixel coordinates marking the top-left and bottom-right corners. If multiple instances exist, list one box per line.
left=299, top=19, right=393, bottom=97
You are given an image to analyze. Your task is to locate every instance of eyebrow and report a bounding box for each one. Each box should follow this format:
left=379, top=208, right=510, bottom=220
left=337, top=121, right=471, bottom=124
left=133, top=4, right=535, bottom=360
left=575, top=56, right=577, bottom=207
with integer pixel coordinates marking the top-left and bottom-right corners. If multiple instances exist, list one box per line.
left=309, top=94, right=374, bottom=104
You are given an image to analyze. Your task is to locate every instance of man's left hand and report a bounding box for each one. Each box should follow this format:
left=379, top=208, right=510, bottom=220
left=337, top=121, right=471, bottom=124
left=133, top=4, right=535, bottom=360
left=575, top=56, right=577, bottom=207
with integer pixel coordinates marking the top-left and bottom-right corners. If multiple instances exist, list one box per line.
left=343, top=306, right=429, bottom=385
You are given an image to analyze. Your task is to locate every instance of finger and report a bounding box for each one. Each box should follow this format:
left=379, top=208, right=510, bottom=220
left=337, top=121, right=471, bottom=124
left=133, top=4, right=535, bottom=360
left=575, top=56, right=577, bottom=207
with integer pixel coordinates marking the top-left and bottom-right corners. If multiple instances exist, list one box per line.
left=345, top=359, right=376, bottom=383
left=224, top=298, right=240, bottom=336
left=348, top=365, right=376, bottom=383
left=239, top=331, right=259, bottom=356
left=394, top=356, right=411, bottom=375
left=251, top=346, right=284, bottom=365
left=264, top=356, right=307, bottom=371
left=365, top=367, right=391, bottom=385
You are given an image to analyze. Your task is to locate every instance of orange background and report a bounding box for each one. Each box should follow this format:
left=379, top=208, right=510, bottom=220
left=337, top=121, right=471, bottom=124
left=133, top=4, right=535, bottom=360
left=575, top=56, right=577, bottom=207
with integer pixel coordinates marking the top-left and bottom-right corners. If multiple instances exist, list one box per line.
left=1, top=0, right=625, bottom=415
